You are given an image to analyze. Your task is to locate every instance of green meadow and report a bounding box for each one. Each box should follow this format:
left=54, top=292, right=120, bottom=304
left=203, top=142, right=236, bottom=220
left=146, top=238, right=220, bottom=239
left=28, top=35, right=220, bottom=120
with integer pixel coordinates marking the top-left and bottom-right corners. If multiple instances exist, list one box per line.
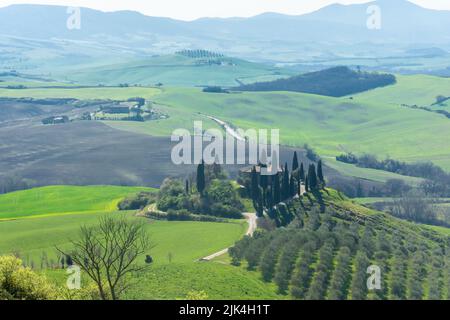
left=324, top=158, right=424, bottom=185
left=0, top=210, right=247, bottom=265
left=352, top=74, right=450, bottom=106
left=136, top=86, right=450, bottom=170
left=2, top=73, right=450, bottom=174
left=43, top=258, right=281, bottom=300
left=0, top=185, right=154, bottom=220
left=0, top=86, right=161, bottom=100
left=0, top=185, right=273, bottom=299
left=125, top=262, right=282, bottom=300
left=62, top=54, right=291, bottom=87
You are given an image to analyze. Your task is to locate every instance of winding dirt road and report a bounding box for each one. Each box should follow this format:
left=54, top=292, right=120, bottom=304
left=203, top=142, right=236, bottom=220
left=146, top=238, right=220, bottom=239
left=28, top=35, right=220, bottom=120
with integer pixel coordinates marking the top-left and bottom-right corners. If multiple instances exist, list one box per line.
left=200, top=212, right=257, bottom=261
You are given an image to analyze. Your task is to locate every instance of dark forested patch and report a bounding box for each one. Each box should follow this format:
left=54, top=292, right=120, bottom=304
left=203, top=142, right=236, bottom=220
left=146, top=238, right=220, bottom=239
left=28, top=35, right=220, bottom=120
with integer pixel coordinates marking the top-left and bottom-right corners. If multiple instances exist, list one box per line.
left=236, top=67, right=396, bottom=97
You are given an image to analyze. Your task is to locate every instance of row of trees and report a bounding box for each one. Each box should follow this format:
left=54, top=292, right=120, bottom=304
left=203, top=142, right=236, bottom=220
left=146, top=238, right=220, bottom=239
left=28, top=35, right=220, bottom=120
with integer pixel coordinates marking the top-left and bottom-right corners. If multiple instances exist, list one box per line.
left=248, top=152, right=325, bottom=217
left=229, top=203, right=450, bottom=300
left=176, top=49, right=224, bottom=59
left=336, top=152, right=450, bottom=196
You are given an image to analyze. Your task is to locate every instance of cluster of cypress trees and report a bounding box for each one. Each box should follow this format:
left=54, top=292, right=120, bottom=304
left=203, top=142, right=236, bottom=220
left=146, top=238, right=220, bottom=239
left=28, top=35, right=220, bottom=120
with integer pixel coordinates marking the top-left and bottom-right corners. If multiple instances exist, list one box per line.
left=249, top=152, right=325, bottom=217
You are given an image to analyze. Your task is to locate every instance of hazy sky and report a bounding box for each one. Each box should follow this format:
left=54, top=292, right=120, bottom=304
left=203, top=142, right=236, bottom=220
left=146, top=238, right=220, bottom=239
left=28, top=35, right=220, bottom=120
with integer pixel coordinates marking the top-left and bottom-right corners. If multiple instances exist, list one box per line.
left=1, top=0, right=449, bottom=20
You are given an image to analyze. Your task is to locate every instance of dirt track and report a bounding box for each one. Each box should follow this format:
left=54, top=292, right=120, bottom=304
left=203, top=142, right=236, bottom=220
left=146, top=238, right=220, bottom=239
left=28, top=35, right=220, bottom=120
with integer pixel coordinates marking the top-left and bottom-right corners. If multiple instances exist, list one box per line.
left=200, top=212, right=257, bottom=261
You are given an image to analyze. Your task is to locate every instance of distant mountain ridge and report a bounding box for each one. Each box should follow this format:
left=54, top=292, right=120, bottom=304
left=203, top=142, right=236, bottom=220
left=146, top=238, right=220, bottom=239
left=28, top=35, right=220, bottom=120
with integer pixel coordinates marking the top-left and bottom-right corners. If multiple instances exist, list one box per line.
left=0, top=1, right=450, bottom=72
left=1, top=1, right=449, bottom=42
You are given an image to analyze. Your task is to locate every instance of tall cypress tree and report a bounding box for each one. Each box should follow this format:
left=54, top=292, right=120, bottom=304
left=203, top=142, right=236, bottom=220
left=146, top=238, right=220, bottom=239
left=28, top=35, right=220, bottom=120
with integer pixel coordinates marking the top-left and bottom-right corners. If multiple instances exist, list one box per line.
left=256, top=188, right=264, bottom=217
left=185, top=180, right=189, bottom=195
left=259, top=169, right=268, bottom=207
left=308, top=164, right=318, bottom=190
left=317, top=160, right=325, bottom=187
left=267, top=186, right=273, bottom=208
left=299, top=163, right=305, bottom=182
left=289, top=175, right=297, bottom=197
left=305, top=175, right=309, bottom=193
left=292, top=151, right=299, bottom=172
left=273, top=173, right=281, bottom=204
left=251, top=166, right=259, bottom=204
left=282, top=163, right=290, bottom=201
left=196, top=160, right=205, bottom=196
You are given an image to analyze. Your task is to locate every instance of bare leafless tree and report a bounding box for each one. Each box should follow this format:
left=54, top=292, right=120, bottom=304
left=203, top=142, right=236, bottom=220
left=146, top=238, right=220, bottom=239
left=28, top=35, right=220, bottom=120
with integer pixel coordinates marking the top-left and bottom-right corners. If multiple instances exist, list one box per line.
left=59, top=216, right=153, bottom=300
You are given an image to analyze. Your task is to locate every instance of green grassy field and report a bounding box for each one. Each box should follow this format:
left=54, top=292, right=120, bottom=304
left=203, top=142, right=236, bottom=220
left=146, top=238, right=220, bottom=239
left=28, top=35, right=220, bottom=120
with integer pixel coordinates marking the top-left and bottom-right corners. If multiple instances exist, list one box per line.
left=352, top=74, right=450, bottom=106
left=0, top=210, right=247, bottom=265
left=125, top=262, right=282, bottom=300
left=62, top=54, right=292, bottom=87
left=0, top=86, right=161, bottom=100
left=0, top=185, right=154, bottom=220
left=324, top=158, right=424, bottom=185
left=43, top=260, right=282, bottom=300
left=139, top=87, right=450, bottom=171
left=3, top=74, right=450, bottom=174
left=0, top=189, right=278, bottom=299
left=352, top=197, right=394, bottom=204
left=0, top=81, right=78, bottom=88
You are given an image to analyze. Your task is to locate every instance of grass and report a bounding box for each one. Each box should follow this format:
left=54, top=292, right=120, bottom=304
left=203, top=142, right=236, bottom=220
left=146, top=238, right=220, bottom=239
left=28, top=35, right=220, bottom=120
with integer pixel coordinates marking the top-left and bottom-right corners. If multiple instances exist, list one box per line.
left=0, top=86, right=161, bottom=100
left=43, top=260, right=282, bottom=300
left=0, top=211, right=247, bottom=266
left=0, top=183, right=271, bottom=299
left=0, top=81, right=78, bottom=88
left=427, top=225, right=450, bottom=236
left=353, top=197, right=394, bottom=205
left=63, top=54, right=292, bottom=87
left=0, top=205, right=274, bottom=299
left=352, top=74, right=450, bottom=106
left=324, top=158, right=424, bottom=185
left=140, top=87, right=450, bottom=171
left=0, top=185, right=155, bottom=220
left=3, top=74, right=450, bottom=174
left=125, top=262, right=282, bottom=300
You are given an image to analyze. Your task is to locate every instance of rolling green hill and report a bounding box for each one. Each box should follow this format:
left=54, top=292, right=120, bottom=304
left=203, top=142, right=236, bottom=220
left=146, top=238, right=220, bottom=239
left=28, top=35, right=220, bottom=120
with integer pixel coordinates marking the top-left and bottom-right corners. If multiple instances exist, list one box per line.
left=0, top=86, right=161, bottom=100
left=0, top=193, right=279, bottom=299
left=0, top=185, right=154, bottom=220
left=3, top=81, right=450, bottom=175
left=132, top=87, right=450, bottom=171
left=61, top=54, right=292, bottom=87
left=323, top=158, right=425, bottom=186
left=352, top=74, right=450, bottom=106
left=2, top=75, right=450, bottom=175
left=229, top=188, right=450, bottom=300
left=0, top=210, right=247, bottom=265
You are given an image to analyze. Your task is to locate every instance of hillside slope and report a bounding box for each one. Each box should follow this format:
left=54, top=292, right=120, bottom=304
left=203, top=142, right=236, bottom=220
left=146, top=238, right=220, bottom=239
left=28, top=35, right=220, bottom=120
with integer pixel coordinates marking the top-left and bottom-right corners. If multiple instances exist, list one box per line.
left=64, top=53, right=290, bottom=87
left=229, top=189, right=450, bottom=300
left=146, top=87, right=450, bottom=171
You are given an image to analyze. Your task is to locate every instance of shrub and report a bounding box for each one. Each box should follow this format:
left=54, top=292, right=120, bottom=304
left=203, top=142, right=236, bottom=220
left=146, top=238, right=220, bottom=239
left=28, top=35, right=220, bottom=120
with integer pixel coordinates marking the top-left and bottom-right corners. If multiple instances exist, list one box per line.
left=0, top=256, right=56, bottom=300
left=202, top=86, right=229, bottom=93
left=118, top=192, right=156, bottom=210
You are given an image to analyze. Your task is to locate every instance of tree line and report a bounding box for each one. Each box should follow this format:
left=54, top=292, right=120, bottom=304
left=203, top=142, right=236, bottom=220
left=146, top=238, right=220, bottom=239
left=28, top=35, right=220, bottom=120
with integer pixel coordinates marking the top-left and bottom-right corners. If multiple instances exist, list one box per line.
left=176, top=49, right=224, bottom=59
left=336, top=152, right=450, bottom=196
